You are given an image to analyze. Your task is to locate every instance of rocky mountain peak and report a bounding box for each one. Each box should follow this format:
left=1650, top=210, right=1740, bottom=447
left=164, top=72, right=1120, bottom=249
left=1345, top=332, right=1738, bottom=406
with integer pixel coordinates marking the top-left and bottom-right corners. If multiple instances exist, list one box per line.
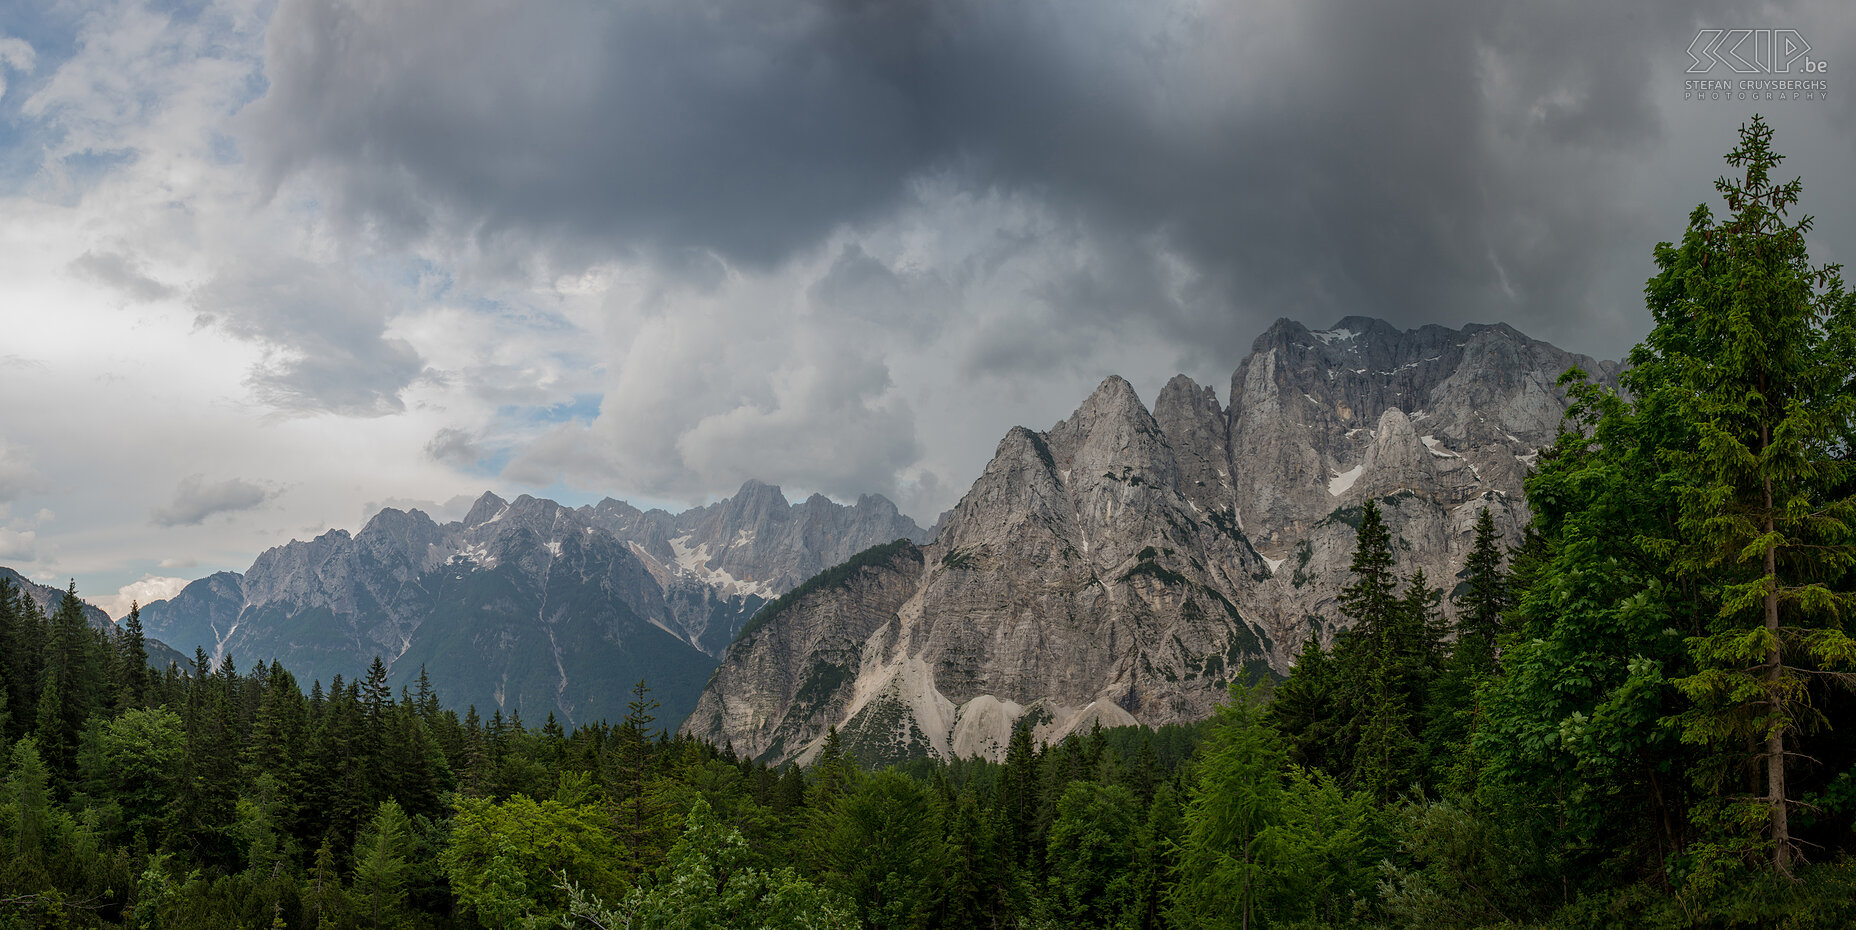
left=1045, top=375, right=1172, bottom=487
left=462, top=491, right=510, bottom=527
left=726, top=479, right=792, bottom=516
left=1153, top=375, right=1233, bottom=513
left=688, top=315, right=1620, bottom=765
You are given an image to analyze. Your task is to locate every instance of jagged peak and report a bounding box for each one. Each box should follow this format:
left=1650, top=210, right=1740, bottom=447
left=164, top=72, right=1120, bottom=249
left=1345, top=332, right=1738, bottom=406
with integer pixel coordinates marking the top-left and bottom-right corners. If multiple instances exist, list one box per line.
left=1328, top=315, right=1401, bottom=338
left=853, top=493, right=902, bottom=516
left=360, top=505, right=438, bottom=536
left=1087, top=373, right=1139, bottom=404
left=592, top=496, right=642, bottom=516
left=982, top=426, right=1058, bottom=475
left=462, top=491, right=509, bottom=526
left=726, top=479, right=791, bottom=513
left=1260, top=317, right=1313, bottom=340
left=1375, top=406, right=1415, bottom=437
left=1154, top=374, right=1220, bottom=418
left=1459, top=320, right=1526, bottom=340
left=1058, top=375, right=1153, bottom=432
left=735, top=478, right=784, bottom=497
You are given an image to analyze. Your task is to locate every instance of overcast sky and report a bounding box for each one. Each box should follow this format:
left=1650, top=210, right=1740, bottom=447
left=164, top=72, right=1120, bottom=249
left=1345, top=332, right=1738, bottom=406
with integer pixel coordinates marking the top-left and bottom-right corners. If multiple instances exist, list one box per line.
left=1, top=0, right=1852, bottom=616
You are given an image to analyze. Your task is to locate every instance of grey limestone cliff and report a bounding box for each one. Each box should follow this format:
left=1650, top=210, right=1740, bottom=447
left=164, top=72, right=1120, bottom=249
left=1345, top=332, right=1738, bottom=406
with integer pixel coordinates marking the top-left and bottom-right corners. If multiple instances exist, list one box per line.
left=685, top=317, right=1619, bottom=764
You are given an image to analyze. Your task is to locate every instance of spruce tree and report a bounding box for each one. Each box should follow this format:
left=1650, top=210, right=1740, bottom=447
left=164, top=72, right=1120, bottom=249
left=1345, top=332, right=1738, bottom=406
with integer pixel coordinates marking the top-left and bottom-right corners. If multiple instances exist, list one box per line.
left=1426, top=507, right=1512, bottom=781
left=1328, top=499, right=1410, bottom=791
left=1268, top=632, right=1339, bottom=775
left=38, top=582, right=102, bottom=782
left=1337, top=500, right=1399, bottom=652
left=610, top=679, right=666, bottom=874
left=1171, top=684, right=1286, bottom=930
left=1648, top=116, right=1856, bottom=875
left=1456, top=508, right=1511, bottom=668
left=352, top=800, right=412, bottom=929
left=115, top=601, right=151, bottom=710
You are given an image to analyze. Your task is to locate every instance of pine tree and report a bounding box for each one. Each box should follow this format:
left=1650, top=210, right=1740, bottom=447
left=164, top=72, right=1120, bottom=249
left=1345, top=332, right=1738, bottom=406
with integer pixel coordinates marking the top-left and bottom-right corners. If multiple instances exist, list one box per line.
left=1271, top=629, right=1348, bottom=780
left=1649, top=116, right=1856, bottom=875
left=306, top=837, right=349, bottom=929
left=7, top=737, right=51, bottom=872
left=610, top=679, right=666, bottom=874
left=1426, top=508, right=1512, bottom=782
left=1338, top=500, right=1399, bottom=652
left=1326, top=500, right=1417, bottom=792
left=995, top=721, right=1041, bottom=869
left=37, top=582, right=102, bottom=782
left=360, top=656, right=392, bottom=723
left=115, top=601, right=151, bottom=710
left=1457, top=508, right=1511, bottom=667
left=352, top=799, right=412, bottom=929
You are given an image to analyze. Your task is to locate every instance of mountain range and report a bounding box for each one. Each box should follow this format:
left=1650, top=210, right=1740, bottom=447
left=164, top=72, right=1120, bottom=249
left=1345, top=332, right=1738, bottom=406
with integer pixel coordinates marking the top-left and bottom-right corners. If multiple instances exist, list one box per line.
left=683, top=317, right=1619, bottom=765
left=136, top=484, right=928, bottom=727
left=131, top=315, right=1615, bottom=757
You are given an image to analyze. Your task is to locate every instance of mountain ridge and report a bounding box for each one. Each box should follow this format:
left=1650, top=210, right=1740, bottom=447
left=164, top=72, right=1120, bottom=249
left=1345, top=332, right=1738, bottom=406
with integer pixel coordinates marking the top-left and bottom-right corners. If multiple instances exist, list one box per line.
left=138, top=484, right=930, bottom=727
left=685, top=316, right=1619, bottom=765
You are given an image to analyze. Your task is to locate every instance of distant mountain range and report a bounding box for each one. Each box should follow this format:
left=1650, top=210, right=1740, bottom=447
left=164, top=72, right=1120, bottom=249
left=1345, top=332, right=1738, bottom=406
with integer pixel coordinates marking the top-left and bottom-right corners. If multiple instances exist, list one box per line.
left=136, top=483, right=928, bottom=727
left=684, top=317, right=1619, bottom=765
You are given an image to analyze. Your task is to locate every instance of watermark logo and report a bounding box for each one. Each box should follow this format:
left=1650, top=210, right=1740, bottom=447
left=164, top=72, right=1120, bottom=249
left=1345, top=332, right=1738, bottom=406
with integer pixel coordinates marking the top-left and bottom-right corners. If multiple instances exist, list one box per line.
left=1687, top=29, right=1826, bottom=73
left=1684, top=28, right=1829, bottom=102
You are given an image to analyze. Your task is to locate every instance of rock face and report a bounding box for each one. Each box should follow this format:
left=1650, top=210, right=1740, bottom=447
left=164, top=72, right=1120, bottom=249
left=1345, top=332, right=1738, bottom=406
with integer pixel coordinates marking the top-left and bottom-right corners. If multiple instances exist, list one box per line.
left=585, top=480, right=929, bottom=656
left=685, top=317, right=1619, bottom=765
left=138, top=485, right=929, bottom=727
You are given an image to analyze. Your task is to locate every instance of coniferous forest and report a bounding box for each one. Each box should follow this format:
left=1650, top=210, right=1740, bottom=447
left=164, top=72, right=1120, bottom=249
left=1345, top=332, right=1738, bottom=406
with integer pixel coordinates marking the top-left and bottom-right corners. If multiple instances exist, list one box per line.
left=6, top=118, right=1856, bottom=929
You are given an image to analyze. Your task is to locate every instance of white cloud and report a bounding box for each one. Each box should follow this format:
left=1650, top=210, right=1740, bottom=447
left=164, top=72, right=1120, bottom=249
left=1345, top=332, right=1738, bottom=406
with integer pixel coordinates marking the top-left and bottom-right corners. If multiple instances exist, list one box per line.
left=0, top=34, right=34, bottom=102
left=0, top=527, right=36, bottom=561
left=95, top=574, right=191, bottom=620
left=0, top=442, right=46, bottom=503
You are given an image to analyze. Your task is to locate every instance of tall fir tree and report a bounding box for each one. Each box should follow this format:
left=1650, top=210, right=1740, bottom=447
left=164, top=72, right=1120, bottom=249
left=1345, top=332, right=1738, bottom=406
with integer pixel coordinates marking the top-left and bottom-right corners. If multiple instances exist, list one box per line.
left=1425, top=507, right=1512, bottom=782
left=1646, top=116, right=1856, bottom=875
left=114, top=601, right=151, bottom=710
left=1337, top=500, right=1400, bottom=653
left=37, top=582, right=102, bottom=783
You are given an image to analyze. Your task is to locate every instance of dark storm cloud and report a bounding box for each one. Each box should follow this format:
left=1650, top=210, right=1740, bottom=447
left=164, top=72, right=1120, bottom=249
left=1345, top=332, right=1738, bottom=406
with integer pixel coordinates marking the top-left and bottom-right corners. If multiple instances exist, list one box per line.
left=250, top=0, right=1789, bottom=367
left=151, top=475, right=276, bottom=527
left=249, top=0, right=944, bottom=267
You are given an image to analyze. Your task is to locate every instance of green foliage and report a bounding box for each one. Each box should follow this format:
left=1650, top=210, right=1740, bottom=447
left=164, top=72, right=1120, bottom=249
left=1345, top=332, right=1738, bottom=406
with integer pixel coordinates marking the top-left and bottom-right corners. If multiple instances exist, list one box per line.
left=1642, top=116, right=1856, bottom=875
left=807, top=769, right=946, bottom=929
left=443, top=791, right=625, bottom=924
left=351, top=799, right=411, bottom=929
left=1378, top=791, right=1560, bottom=929
left=589, top=797, right=857, bottom=930
left=10, top=121, right=1856, bottom=925
left=1044, top=781, right=1141, bottom=927
left=80, top=705, right=184, bottom=849
left=1276, top=500, right=1447, bottom=801
left=1172, top=684, right=1285, bottom=929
